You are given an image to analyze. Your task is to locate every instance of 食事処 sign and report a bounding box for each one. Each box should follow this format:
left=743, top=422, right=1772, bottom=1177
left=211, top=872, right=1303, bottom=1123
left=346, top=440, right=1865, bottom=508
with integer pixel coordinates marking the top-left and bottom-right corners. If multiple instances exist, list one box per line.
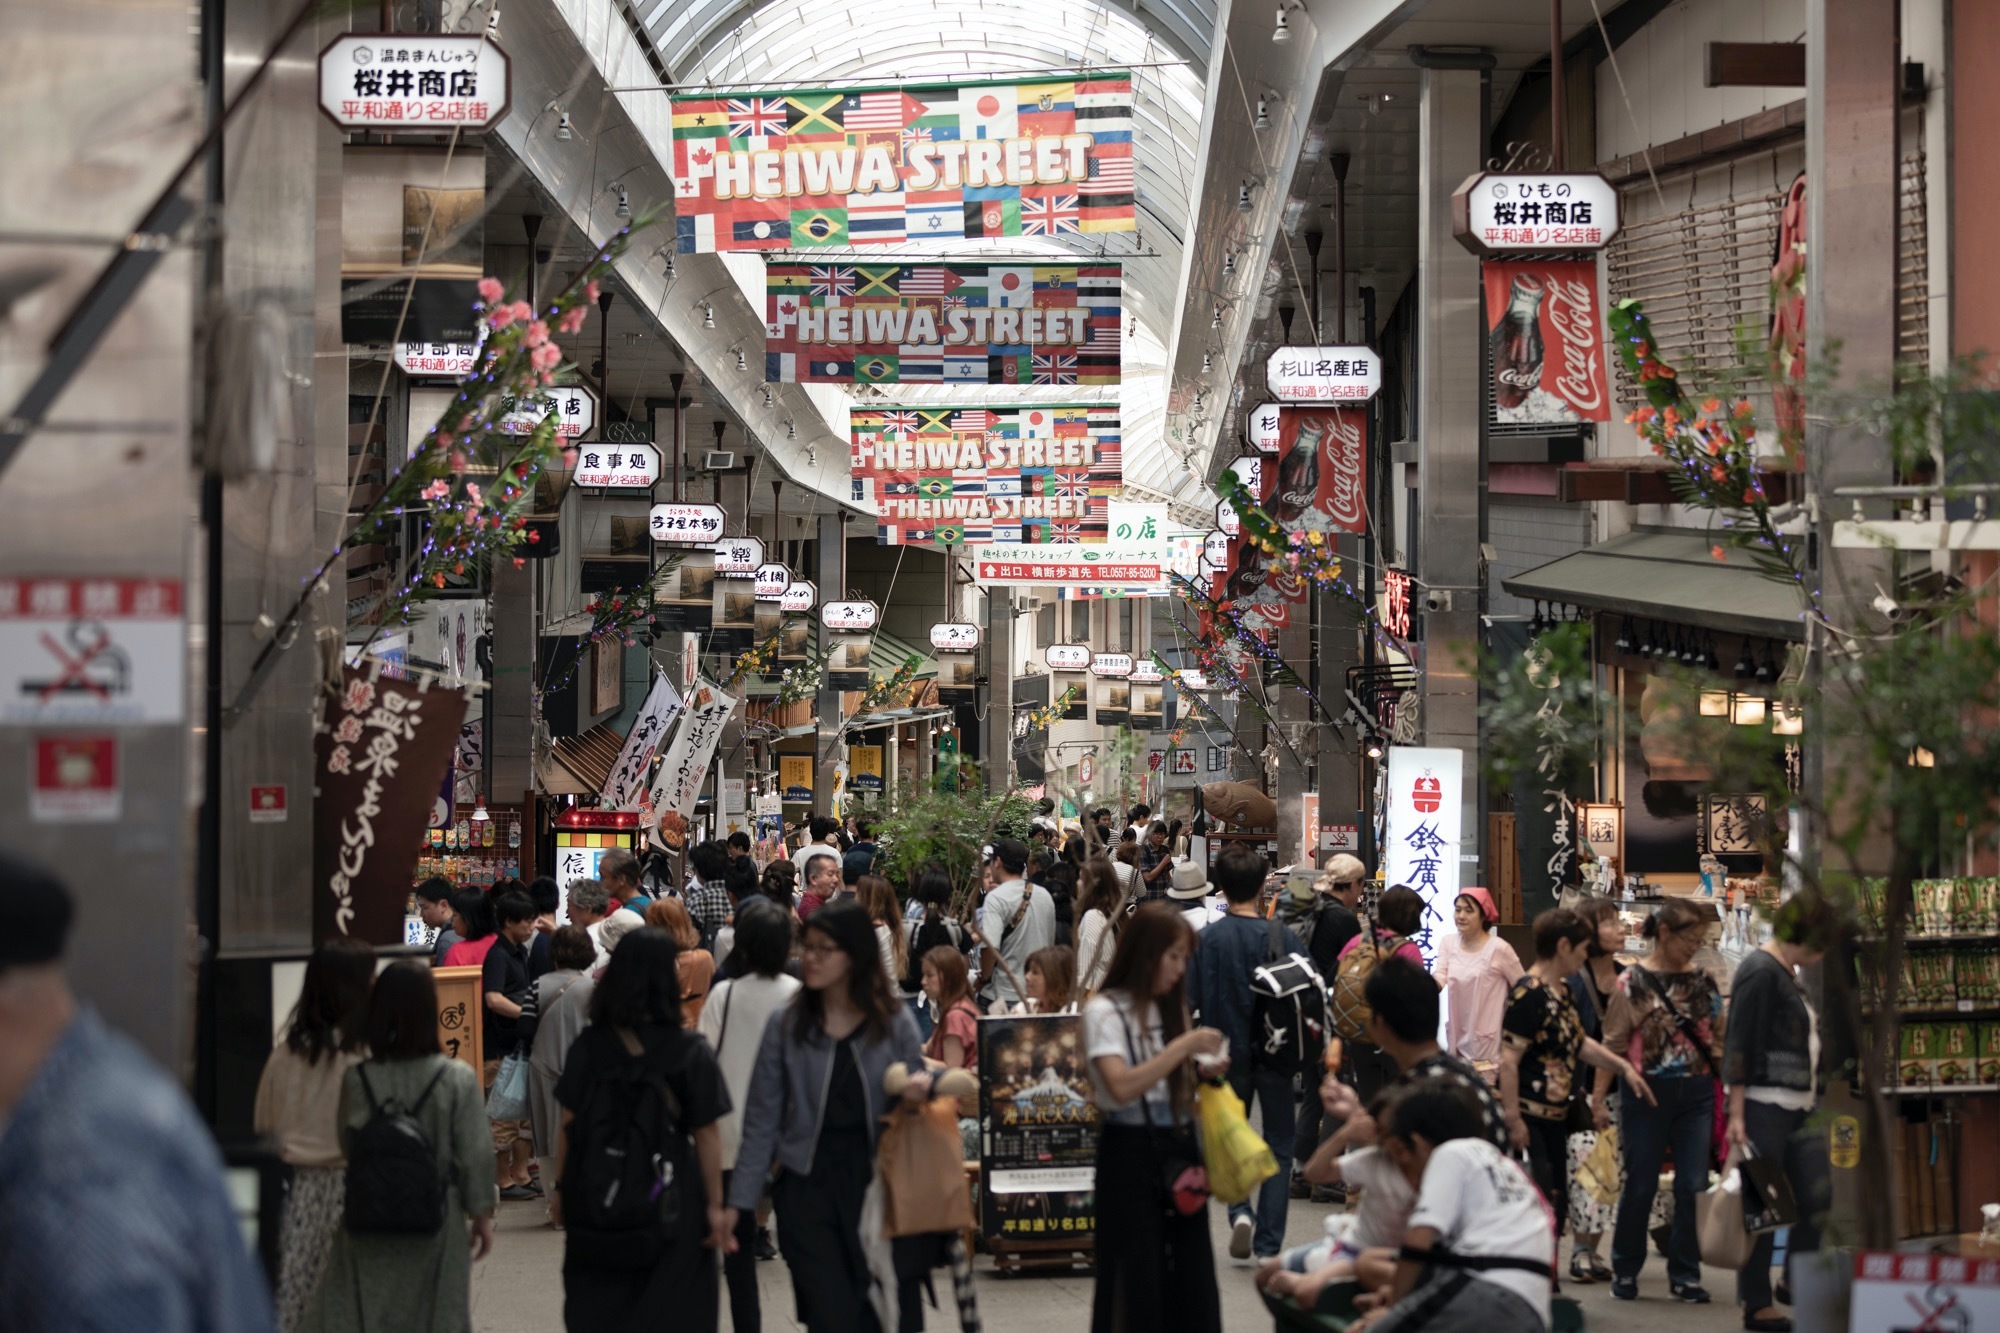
left=314, top=664, right=469, bottom=945
left=671, top=76, right=1135, bottom=253
left=766, top=263, right=1121, bottom=386
left=850, top=404, right=1120, bottom=546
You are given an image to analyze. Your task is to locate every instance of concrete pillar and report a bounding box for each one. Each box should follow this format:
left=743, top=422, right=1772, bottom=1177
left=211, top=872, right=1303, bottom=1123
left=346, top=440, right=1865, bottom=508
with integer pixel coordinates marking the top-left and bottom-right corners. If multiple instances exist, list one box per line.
left=1415, top=65, right=1486, bottom=868
left=887, top=726, right=900, bottom=803
left=985, top=589, right=1015, bottom=793
left=813, top=513, right=843, bottom=815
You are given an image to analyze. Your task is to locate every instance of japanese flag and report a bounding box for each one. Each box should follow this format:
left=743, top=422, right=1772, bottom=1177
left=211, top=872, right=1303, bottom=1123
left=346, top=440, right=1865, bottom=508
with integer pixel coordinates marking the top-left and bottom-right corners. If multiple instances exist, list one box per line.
left=960, top=88, right=1018, bottom=140
left=988, top=267, right=1035, bottom=309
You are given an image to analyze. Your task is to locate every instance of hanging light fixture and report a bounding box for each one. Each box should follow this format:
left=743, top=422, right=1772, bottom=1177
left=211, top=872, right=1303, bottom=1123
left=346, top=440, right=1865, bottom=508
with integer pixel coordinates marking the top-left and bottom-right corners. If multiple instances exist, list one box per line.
left=1734, top=638, right=1755, bottom=678
left=1639, top=622, right=1656, bottom=658
left=1732, top=695, right=1767, bottom=727
left=471, top=798, right=492, bottom=822
left=1699, top=690, right=1732, bottom=717
left=1272, top=4, right=1292, bottom=42
left=1254, top=96, right=1271, bottom=130
left=700, top=301, right=715, bottom=330
left=1771, top=702, right=1803, bottom=736
left=1614, top=618, right=1633, bottom=654
left=614, top=183, right=631, bottom=219
left=1224, top=250, right=1238, bottom=276
left=1681, top=630, right=1701, bottom=666
left=1755, top=641, right=1777, bottom=685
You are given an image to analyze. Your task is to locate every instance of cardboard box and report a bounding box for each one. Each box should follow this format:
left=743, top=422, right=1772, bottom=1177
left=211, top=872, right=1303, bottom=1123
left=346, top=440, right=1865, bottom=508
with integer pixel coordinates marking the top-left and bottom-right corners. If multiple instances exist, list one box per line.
left=1899, top=1024, right=1937, bottom=1087
left=1938, top=1021, right=1976, bottom=1086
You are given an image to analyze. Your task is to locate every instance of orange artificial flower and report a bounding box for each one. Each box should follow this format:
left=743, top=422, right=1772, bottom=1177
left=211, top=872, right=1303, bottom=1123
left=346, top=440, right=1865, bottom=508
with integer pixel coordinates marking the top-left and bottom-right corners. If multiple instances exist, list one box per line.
left=1711, top=545, right=1727, bottom=562
left=1703, top=398, right=1722, bottom=414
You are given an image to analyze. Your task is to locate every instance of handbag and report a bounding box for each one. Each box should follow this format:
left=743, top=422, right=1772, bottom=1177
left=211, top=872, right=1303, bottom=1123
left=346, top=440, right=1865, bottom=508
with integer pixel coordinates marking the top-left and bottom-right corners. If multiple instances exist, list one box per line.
left=875, top=1095, right=976, bottom=1237
left=1576, top=1123, right=1623, bottom=1207
left=1195, top=1079, right=1278, bottom=1204
left=1738, top=1147, right=1798, bottom=1233
left=1696, top=1148, right=1756, bottom=1269
left=486, top=1047, right=531, bottom=1121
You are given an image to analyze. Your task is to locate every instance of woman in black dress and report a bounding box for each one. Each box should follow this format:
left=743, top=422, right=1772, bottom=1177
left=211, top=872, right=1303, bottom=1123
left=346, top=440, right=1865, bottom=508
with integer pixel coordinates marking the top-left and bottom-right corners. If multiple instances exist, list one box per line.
left=552, top=927, right=731, bottom=1332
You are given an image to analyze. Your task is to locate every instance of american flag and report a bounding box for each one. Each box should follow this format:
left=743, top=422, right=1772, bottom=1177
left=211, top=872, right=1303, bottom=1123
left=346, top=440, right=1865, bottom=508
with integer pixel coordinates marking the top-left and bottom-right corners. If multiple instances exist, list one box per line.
left=1021, top=194, right=1080, bottom=235
left=726, top=97, right=788, bottom=137
left=1082, top=156, right=1136, bottom=192
left=1032, top=351, right=1079, bottom=383
left=809, top=266, right=856, bottom=298
left=953, top=409, right=998, bottom=430
left=883, top=410, right=920, bottom=433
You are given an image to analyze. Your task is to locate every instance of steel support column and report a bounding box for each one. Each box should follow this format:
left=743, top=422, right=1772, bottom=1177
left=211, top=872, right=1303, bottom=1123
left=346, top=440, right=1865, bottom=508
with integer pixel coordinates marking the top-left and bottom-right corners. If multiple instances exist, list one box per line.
left=813, top=512, right=843, bottom=816
left=985, top=589, right=1016, bottom=795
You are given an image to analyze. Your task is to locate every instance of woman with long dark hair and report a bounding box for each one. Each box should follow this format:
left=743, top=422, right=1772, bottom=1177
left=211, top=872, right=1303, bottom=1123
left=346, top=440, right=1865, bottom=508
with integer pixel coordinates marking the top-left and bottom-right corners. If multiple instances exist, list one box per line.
left=1073, top=855, right=1125, bottom=994
left=1083, top=903, right=1226, bottom=1333
left=1565, top=896, right=1633, bottom=1282
left=255, top=938, right=377, bottom=1330
left=553, top=927, right=730, bottom=1332
left=439, top=888, right=497, bottom=968
left=724, top=901, right=926, bottom=1332
left=301, top=962, right=495, bottom=1333
left=901, top=868, right=965, bottom=1039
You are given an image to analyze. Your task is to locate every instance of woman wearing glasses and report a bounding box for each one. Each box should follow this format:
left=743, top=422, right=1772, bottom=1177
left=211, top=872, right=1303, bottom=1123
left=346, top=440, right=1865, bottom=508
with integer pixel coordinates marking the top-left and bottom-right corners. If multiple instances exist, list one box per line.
left=723, top=901, right=927, bottom=1333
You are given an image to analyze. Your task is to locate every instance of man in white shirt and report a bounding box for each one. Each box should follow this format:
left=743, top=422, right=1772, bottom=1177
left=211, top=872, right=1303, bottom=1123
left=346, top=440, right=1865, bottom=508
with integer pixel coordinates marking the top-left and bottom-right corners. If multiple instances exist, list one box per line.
left=565, top=877, right=640, bottom=970
left=1365, top=1076, right=1555, bottom=1332
left=790, top=814, right=842, bottom=876
left=977, top=839, right=1054, bottom=1011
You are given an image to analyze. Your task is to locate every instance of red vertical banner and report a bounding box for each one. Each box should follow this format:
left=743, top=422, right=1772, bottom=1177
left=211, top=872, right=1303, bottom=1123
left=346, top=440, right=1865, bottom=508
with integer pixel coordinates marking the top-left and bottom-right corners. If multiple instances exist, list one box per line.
left=1273, top=406, right=1367, bottom=535
left=1482, top=258, right=1611, bottom=425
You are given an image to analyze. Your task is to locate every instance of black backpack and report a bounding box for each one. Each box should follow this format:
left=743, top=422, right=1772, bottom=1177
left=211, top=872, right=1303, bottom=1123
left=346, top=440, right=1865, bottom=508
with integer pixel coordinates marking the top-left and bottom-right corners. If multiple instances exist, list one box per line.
left=344, top=1063, right=449, bottom=1235
left=561, top=1029, right=692, bottom=1269
left=903, top=910, right=966, bottom=990
left=1250, top=917, right=1330, bottom=1077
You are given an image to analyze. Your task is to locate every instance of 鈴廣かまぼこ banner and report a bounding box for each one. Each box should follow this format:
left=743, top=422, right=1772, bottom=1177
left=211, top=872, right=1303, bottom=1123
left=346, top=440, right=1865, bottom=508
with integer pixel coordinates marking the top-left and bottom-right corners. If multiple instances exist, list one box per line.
left=670, top=76, right=1135, bottom=252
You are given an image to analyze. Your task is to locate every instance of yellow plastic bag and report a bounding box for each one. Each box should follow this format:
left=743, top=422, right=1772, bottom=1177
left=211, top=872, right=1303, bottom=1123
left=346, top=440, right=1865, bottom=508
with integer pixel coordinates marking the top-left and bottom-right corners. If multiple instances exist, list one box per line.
left=1195, top=1080, right=1278, bottom=1205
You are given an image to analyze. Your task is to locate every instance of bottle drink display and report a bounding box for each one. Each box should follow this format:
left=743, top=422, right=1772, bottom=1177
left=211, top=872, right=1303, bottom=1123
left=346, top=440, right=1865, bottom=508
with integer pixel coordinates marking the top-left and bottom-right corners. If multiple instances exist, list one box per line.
left=1490, top=273, right=1547, bottom=411
left=1270, top=417, right=1323, bottom=522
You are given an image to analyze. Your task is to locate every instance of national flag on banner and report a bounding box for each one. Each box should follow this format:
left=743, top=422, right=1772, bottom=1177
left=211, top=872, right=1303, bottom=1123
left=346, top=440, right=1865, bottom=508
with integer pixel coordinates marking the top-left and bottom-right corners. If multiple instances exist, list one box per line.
left=988, top=267, right=1035, bottom=309
left=986, top=473, right=1022, bottom=498
left=907, top=194, right=965, bottom=239
left=1032, top=352, right=1079, bottom=383
left=842, top=90, right=921, bottom=130
left=848, top=196, right=906, bottom=242
left=675, top=213, right=716, bottom=253
left=726, top=97, right=788, bottom=137
left=808, top=265, right=856, bottom=298
left=965, top=198, right=1020, bottom=238
left=898, top=267, right=948, bottom=297
left=952, top=471, right=988, bottom=496
left=1021, top=193, right=1081, bottom=235
left=1018, top=467, right=1051, bottom=496
left=881, top=478, right=918, bottom=496
left=673, top=99, right=729, bottom=137
left=856, top=353, right=899, bottom=382
left=1054, top=469, right=1092, bottom=500
left=786, top=92, right=846, bottom=136
left=766, top=350, right=797, bottom=381
left=995, top=353, right=1026, bottom=384
left=882, top=410, right=920, bottom=434
left=944, top=355, right=986, bottom=382
left=897, top=345, right=943, bottom=379
left=959, top=85, right=1018, bottom=139
left=953, top=409, right=998, bottom=431
left=791, top=208, right=848, bottom=246
left=1021, top=408, right=1057, bottom=438
left=1033, top=267, right=1080, bottom=302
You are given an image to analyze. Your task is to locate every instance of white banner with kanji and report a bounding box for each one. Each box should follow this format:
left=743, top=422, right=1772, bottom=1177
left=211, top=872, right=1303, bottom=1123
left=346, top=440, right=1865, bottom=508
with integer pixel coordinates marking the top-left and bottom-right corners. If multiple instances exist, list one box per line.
left=600, top=672, right=684, bottom=810
left=1382, top=746, right=1464, bottom=963
left=648, top=677, right=738, bottom=817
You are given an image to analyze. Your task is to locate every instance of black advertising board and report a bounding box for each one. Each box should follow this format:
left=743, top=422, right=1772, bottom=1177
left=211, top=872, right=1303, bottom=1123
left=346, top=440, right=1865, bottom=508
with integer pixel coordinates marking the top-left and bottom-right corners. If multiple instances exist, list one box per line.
left=340, top=277, right=481, bottom=344
left=978, top=1013, right=1100, bottom=1250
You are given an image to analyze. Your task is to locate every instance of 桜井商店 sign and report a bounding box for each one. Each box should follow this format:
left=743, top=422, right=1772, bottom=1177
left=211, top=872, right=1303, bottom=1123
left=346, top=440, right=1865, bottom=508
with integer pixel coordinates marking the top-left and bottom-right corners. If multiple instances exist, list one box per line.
left=766, top=262, right=1121, bottom=386
left=496, top=385, right=597, bottom=439
left=670, top=75, right=1136, bottom=253
left=318, top=36, right=510, bottom=130
left=1266, top=346, right=1382, bottom=403
left=573, top=441, right=661, bottom=489
left=1450, top=172, right=1621, bottom=255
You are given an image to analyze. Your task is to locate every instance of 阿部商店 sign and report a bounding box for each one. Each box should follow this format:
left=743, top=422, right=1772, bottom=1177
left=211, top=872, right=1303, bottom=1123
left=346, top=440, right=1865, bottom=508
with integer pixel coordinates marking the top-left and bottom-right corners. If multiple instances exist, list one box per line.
left=318, top=35, right=510, bottom=130
left=1451, top=172, right=1621, bottom=255
left=394, top=341, right=483, bottom=378
left=1265, top=346, right=1382, bottom=403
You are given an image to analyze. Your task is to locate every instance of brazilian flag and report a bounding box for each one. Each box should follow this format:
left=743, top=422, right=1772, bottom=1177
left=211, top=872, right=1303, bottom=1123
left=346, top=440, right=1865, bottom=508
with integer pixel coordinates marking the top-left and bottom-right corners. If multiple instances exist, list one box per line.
left=934, top=523, right=965, bottom=545
left=858, top=354, right=900, bottom=382
left=916, top=476, right=954, bottom=499
left=790, top=208, right=849, bottom=246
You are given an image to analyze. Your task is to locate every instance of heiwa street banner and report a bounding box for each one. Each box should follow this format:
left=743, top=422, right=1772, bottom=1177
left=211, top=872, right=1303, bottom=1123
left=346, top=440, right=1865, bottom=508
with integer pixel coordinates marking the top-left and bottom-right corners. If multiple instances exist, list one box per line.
left=1483, top=258, right=1611, bottom=426
left=851, top=405, right=1120, bottom=545
left=765, top=262, right=1121, bottom=385
left=671, top=76, right=1136, bottom=252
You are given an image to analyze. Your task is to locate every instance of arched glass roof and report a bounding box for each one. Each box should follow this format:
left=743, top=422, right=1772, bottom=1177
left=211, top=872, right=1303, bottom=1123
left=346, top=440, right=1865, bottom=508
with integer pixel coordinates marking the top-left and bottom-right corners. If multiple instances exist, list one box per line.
left=634, top=0, right=1216, bottom=502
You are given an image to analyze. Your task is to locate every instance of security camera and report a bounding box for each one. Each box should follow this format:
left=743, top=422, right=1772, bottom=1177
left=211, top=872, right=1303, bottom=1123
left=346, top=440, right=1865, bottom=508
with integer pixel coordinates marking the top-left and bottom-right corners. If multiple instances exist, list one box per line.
left=1423, top=589, right=1453, bottom=613
left=1872, top=587, right=1906, bottom=622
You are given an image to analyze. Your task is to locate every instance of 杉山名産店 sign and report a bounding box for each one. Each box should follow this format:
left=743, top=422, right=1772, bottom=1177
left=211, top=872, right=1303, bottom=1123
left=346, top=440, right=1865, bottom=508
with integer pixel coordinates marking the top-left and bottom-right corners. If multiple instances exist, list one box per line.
left=971, top=541, right=1169, bottom=587
left=670, top=75, right=1136, bottom=253
left=1246, top=401, right=1282, bottom=453
left=1450, top=172, right=1621, bottom=256
left=318, top=35, right=510, bottom=130
left=1265, top=347, right=1382, bottom=403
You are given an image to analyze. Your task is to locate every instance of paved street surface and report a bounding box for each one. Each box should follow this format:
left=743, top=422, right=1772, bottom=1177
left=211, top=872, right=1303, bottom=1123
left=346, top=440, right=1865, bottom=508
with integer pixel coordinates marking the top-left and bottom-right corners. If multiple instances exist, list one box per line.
left=471, top=1193, right=1752, bottom=1331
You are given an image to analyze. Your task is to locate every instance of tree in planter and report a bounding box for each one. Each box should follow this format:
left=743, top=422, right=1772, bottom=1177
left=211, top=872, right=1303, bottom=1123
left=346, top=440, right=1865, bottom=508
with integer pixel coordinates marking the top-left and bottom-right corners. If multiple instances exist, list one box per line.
left=872, top=777, right=1038, bottom=899
left=1485, top=303, right=2000, bottom=1256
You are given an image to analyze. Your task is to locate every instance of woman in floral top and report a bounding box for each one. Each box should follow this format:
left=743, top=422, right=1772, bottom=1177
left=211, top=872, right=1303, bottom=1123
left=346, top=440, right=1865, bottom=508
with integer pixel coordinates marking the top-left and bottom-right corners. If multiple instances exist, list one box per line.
left=1596, top=899, right=1725, bottom=1304
left=1499, top=910, right=1652, bottom=1274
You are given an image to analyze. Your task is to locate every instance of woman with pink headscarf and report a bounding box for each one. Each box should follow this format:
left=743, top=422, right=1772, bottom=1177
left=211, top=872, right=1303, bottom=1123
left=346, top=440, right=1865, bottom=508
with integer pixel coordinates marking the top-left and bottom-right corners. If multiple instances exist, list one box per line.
left=1434, top=886, right=1523, bottom=1080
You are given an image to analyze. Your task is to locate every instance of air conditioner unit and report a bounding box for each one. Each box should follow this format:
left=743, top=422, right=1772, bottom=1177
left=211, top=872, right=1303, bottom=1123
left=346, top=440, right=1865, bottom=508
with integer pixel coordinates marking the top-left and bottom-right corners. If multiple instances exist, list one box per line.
left=702, top=450, right=738, bottom=471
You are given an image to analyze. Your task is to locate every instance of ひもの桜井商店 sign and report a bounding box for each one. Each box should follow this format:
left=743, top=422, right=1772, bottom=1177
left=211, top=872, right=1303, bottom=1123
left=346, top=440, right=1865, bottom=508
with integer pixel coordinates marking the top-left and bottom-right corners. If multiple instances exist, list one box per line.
left=318, top=36, right=510, bottom=130
left=671, top=76, right=1135, bottom=253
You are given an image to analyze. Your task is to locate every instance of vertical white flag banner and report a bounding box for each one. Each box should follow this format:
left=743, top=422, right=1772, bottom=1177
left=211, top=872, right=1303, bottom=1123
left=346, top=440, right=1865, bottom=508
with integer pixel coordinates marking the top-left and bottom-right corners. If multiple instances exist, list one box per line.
left=600, top=672, right=685, bottom=810
left=649, top=677, right=739, bottom=817
left=1382, top=745, right=1464, bottom=962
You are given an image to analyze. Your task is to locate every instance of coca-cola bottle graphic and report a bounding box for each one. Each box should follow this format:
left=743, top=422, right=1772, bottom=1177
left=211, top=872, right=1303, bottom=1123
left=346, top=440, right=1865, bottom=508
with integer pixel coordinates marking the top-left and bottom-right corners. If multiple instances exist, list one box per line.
left=1490, top=274, right=1547, bottom=411
left=1225, top=543, right=1269, bottom=602
left=1271, top=417, right=1324, bottom=521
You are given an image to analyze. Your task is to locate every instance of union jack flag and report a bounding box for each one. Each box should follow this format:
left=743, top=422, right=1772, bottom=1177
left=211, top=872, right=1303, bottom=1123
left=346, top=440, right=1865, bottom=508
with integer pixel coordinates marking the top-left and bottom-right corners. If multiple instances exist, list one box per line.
left=726, top=97, right=788, bottom=138
left=900, top=125, right=934, bottom=152
left=1020, top=194, right=1080, bottom=235
left=1054, top=470, right=1091, bottom=499
left=1032, top=351, right=1079, bottom=383
left=1050, top=520, right=1087, bottom=542
left=809, top=266, right=856, bottom=298
left=883, top=410, right=920, bottom=433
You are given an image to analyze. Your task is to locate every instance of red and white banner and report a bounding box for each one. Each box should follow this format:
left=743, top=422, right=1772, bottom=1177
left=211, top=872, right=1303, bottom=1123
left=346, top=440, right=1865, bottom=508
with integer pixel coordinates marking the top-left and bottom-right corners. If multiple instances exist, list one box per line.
left=1482, top=259, right=1610, bottom=425
left=1274, top=406, right=1367, bottom=536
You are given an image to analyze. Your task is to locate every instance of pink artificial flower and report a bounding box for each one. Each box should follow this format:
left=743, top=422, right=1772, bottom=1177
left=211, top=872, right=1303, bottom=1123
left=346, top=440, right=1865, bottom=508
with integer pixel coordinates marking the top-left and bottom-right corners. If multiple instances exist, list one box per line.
left=465, top=482, right=483, bottom=507
left=557, top=304, right=588, bottom=335
left=585, top=280, right=602, bottom=304
left=477, top=276, right=504, bottom=305
left=1711, top=545, right=1727, bottom=562
left=530, top=342, right=562, bottom=372
left=508, top=301, right=533, bottom=324
left=523, top=320, right=550, bottom=349
left=488, top=304, right=519, bottom=330
left=561, top=446, right=580, bottom=467
left=434, top=431, right=453, bottom=451
left=449, top=449, right=468, bottom=471
left=513, top=557, right=526, bottom=569
left=420, top=480, right=450, bottom=501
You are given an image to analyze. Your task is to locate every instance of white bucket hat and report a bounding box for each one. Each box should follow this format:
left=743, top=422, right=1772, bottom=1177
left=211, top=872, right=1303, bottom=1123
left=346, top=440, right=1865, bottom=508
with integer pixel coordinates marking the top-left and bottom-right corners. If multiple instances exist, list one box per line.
left=1166, top=860, right=1213, bottom=901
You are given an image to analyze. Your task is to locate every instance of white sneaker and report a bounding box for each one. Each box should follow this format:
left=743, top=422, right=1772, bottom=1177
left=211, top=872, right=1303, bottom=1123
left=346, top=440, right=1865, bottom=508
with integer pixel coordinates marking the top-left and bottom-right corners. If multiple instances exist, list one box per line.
left=1229, top=1216, right=1254, bottom=1261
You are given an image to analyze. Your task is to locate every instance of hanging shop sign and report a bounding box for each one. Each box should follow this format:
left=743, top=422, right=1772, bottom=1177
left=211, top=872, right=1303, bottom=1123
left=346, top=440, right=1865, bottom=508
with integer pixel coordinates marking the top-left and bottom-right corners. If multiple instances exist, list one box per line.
left=823, top=601, right=879, bottom=692
left=0, top=577, right=185, bottom=725
left=1266, top=346, right=1382, bottom=403
left=1094, top=674, right=1129, bottom=727
left=779, top=754, right=814, bottom=802
left=1200, top=529, right=1231, bottom=574
left=712, top=536, right=766, bottom=576
left=315, top=664, right=470, bottom=944
left=1046, top=644, right=1091, bottom=671
left=1176, top=669, right=1210, bottom=693
left=496, top=384, right=597, bottom=439
left=1089, top=653, right=1132, bottom=678
left=766, top=262, right=1121, bottom=385
left=1382, top=567, right=1415, bottom=639
left=1382, top=746, right=1464, bottom=962
left=822, top=600, right=879, bottom=632
left=1483, top=259, right=1611, bottom=426
left=753, top=564, right=793, bottom=600
left=573, top=440, right=662, bottom=490
left=670, top=74, right=1136, bottom=253
left=599, top=672, right=685, bottom=811
left=1272, top=407, right=1367, bottom=535
left=977, top=1012, right=1101, bottom=1248
left=850, top=745, right=884, bottom=792
left=936, top=650, right=977, bottom=704
left=1129, top=661, right=1163, bottom=731
left=1451, top=172, right=1620, bottom=256
left=394, top=340, right=482, bottom=378
left=1129, top=660, right=1163, bottom=684
left=711, top=575, right=757, bottom=654
left=779, top=579, right=817, bottom=613
left=850, top=404, right=1121, bottom=545
left=930, top=622, right=982, bottom=651
left=971, top=541, right=1168, bottom=587
left=318, top=35, right=511, bottom=130
left=648, top=503, right=726, bottom=547
left=649, top=677, right=739, bottom=817
left=1105, top=500, right=1166, bottom=542
left=1246, top=400, right=1283, bottom=453
left=651, top=550, right=715, bottom=633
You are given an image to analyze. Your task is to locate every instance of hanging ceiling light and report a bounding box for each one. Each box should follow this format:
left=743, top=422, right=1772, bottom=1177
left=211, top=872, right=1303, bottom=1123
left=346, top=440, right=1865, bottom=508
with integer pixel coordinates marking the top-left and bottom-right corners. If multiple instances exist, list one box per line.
left=700, top=301, right=715, bottom=330
left=1211, top=303, right=1223, bottom=329
left=1754, top=641, right=1777, bottom=685
left=1272, top=4, right=1291, bottom=42
left=734, top=347, right=747, bottom=372
left=550, top=104, right=573, bottom=141
left=1771, top=702, right=1803, bottom=736
left=1224, top=250, right=1237, bottom=276
left=470, top=798, right=491, bottom=822
left=1254, top=96, right=1271, bottom=130
left=1638, top=622, right=1656, bottom=658
left=1732, top=695, right=1767, bottom=727
left=1201, top=350, right=1213, bottom=372
left=786, top=419, right=797, bottom=440
left=761, top=386, right=774, bottom=408
left=1734, top=639, right=1755, bottom=678
left=1699, top=690, right=1732, bottom=717
left=1681, top=629, right=1700, bottom=666
left=1237, top=180, right=1254, bottom=212
left=1614, top=618, right=1633, bottom=654
left=614, top=183, right=631, bottom=219
left=1365, top=737, right=1383, bottom=759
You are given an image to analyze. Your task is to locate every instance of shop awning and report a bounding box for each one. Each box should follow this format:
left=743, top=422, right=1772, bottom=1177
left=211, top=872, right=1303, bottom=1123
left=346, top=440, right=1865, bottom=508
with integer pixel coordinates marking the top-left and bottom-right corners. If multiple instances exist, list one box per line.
left=538, top=722, right=626, bottom=795
left=1501, top=527, right=1808, bottom=642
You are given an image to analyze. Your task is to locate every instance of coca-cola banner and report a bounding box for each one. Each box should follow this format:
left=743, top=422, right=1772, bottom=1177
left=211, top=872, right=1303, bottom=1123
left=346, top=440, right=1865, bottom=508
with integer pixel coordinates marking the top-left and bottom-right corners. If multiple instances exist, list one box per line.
left=1482, top=259, right=1610, bottom=426
left=1274, top=407, right=1367, bottom=536
left=315, top=662, right=470, bottom=945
